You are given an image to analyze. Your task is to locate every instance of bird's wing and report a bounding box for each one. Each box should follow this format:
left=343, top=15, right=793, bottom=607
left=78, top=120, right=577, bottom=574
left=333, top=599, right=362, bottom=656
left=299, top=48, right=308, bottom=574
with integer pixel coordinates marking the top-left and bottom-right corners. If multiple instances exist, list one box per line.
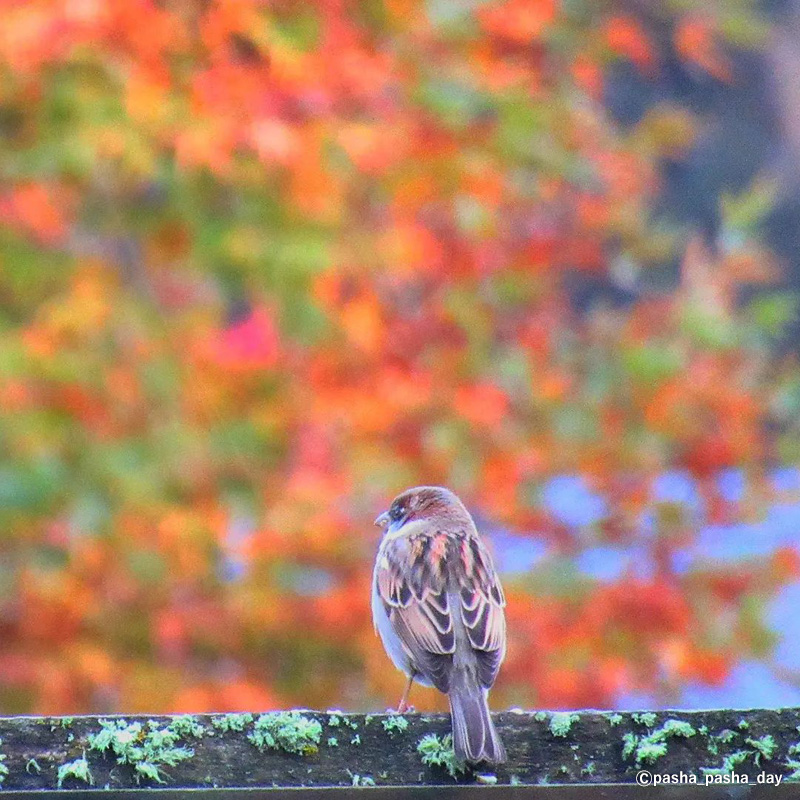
left=457, top=534, right=506, bottom=689
left=375, top=529, right=505, bottom=692
left=375, top=530, right=455, bottom=692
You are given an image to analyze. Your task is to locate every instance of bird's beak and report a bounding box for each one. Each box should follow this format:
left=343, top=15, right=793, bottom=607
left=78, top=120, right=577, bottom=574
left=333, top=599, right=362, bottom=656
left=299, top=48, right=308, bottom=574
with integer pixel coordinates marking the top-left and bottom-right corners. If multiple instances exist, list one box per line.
left=374, top=511, right=390, bottom=528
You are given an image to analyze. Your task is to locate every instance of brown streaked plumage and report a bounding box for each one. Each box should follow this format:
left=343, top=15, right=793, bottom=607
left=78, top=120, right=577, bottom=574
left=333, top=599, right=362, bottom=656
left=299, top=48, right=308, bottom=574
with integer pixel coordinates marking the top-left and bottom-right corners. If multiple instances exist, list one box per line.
left=372, top=486, right=507, bottom=764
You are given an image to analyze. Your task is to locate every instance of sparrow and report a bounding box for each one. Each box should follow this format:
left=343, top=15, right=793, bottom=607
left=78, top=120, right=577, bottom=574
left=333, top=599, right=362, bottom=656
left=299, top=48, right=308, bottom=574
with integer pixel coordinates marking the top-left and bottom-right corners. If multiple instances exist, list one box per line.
left=372, top=485, right=507, bottom=764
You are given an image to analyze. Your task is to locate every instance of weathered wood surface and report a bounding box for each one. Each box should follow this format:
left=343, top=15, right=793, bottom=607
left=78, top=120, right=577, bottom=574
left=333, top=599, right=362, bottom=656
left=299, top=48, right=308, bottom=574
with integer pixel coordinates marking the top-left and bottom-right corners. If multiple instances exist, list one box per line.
left=0, top=708, right=798, bottom=792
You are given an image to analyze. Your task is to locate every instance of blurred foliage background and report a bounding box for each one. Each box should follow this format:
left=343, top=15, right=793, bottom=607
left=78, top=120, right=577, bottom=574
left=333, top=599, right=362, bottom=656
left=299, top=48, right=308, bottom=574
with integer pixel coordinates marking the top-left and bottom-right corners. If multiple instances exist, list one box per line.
left=2, top=0, right=800, bottom=715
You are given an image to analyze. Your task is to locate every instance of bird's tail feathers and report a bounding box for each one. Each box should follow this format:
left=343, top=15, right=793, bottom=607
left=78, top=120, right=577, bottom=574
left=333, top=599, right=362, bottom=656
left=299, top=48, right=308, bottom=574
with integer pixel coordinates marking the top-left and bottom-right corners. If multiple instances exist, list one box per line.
left=449, top=678, right=506, bottom=764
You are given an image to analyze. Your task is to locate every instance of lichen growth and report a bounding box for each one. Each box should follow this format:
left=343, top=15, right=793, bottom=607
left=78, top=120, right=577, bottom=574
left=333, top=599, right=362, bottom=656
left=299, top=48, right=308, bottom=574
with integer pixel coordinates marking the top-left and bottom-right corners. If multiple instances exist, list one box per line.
left=57, top=756, right=94, bottom=788
left=211, top=713, right=254, bottom=733
left=349, top=772, right=375, bottom=787
left=417, top=733, right=467, bottom=778
left=26, top=758, right=41, bottom=774
left=788, top=736, right=800, bottom=780
left=549, top=712, right=579, bottom=737
left=168, top=715, right=205, bottom=738
left=607, top=713, right=623, bottom=726
left=737, top=719, right=750, bottom=730
left=702, top=732, right=778, bottom=776
left=706, top=727, right=737, bottom=757
left=632, top=712, right=658, bottom=727
left=382, top=715, right=409, bottom=735
left=350, top=734, right=361, bottom=746
left=701, top=725, right=739, bottom=756
left=702, top=750, right=749, bottom=776
left=248, top=712, right=322, bottom=756
left=0, top=739, right=7, bottom=785
left=662, top=719, right=696, bottom=738
left=785, top=759, right=800, bottom=781
left=622, top=718, right=696, bottom=766
left=88, top=717, right=195, bottom=783
left=534, top=711, right=548, bottom=723
left=327, top=737, right=338, bottom=747
left=622, top=732, right=638, bottom=761
left=746, top=735, right=776, bottom=766
left=326, top=711, right=357, bottom=730
left=635, top=740, right=668, bottom=765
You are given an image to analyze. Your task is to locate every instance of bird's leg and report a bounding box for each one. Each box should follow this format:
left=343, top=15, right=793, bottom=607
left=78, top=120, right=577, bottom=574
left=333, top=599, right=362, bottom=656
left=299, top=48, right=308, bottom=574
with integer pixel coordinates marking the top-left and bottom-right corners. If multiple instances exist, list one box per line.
left=397, top=672, right=415, bottom=713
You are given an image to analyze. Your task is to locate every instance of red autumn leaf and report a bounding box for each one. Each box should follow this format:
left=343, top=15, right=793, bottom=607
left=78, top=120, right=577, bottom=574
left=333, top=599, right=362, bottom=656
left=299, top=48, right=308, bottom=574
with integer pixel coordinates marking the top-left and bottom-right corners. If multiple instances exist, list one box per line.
left=604, top=15, right=657, bottom=72
left=674, top=18, right=732, bottom=82
left=206, top=308, right=280, bottom=372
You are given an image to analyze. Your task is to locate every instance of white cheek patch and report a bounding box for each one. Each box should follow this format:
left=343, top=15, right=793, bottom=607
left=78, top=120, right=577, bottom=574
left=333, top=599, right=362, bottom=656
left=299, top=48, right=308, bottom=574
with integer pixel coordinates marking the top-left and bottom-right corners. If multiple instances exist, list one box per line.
left=379, top=554, right=390, bottom=570
left=384, top=518, right=428, bottom=542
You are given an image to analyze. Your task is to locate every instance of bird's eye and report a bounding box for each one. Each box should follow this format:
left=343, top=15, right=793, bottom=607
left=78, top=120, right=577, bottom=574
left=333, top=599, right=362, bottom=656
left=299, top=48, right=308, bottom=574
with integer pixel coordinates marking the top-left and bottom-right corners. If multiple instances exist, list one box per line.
left=389, top=505, right=404, bottom=522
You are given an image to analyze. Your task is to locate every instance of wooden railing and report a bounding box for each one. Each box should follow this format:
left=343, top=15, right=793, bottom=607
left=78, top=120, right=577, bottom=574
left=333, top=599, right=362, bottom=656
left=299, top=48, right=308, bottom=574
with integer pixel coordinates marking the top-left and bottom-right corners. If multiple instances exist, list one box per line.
left=0, top=708, right=797, bottom=796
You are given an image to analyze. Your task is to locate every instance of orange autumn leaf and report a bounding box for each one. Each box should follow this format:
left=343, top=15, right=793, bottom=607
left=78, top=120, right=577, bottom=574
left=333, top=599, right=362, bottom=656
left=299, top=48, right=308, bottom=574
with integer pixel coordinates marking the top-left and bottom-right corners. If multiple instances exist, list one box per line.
left=125, top=67, right=170, bottom=124
left=338, top=294, right=385, bottom=355
left=537, top=370, right=570, bottom=402
left=479, top=0, right=557, bottom=44
left=688, top=649, right=731, bottom=686
left=772, top=546, right=800, bottom=582
left=217, top=680, right=278, bottom=712
left=380, top=221, right=444, bottom=275
left=337, top=122, right=406, bottom=174
left=481, top=453, right=520, bottom=515
left=0, top=183, right=68, bottom=243
left=200, top=2, right=263, bottom=58
left=73, top=644, right=114, bottom=686
left=454, top=383, right=510, bottom=427
left=171, top=685, right=215, bottom=713
left=174, top=119, right=236, bottom=173
left=289, top=146, right=343, bottom=223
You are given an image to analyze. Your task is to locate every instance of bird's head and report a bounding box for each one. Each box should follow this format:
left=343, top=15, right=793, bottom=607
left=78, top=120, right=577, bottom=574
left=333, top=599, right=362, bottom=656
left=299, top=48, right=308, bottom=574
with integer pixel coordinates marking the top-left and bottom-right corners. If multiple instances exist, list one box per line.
left=374, top=485, right=472, bottom=533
